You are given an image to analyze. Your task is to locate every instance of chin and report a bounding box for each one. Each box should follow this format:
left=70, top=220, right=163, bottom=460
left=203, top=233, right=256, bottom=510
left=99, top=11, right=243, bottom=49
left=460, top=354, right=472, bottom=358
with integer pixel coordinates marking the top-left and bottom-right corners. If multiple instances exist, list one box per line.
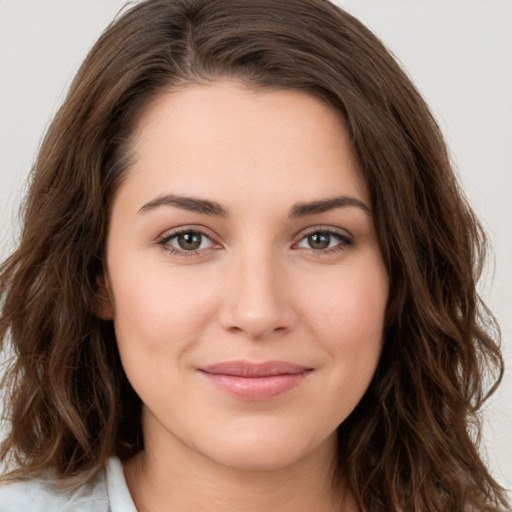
left=211, top=446, right=309, bottom=472
left=198, top=425, right=336, bottom=473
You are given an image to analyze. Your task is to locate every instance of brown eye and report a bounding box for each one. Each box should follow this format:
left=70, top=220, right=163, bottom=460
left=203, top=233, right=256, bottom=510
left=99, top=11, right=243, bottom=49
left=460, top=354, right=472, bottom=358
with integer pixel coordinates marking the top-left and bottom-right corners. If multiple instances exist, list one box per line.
left=176, top=231, right=203, bottom=250
left=307, top=232, right=331, bottom=250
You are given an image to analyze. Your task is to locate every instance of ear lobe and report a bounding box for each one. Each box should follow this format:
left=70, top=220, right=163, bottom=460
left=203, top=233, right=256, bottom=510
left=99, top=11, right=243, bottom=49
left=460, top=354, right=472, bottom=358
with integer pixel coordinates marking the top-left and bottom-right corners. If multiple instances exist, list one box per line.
left=95, top=275, right=114, bottom=320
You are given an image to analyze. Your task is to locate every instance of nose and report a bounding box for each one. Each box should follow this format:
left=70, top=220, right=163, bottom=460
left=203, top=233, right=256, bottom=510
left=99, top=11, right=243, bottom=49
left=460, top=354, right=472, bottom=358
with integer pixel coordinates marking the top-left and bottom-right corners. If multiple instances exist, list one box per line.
left=218, top=247, right=297, bottom=341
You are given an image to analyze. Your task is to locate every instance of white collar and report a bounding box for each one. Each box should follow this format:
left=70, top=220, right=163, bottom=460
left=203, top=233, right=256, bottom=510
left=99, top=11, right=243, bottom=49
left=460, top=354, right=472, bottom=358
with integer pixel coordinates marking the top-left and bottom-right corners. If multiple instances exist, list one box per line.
left=105, top=457, right=138, bottom=512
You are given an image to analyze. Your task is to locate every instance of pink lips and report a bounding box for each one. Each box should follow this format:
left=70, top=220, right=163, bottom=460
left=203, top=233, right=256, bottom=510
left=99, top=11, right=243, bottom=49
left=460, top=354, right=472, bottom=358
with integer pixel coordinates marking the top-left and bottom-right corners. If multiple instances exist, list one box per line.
left=199, top=360, right=312, bottom=400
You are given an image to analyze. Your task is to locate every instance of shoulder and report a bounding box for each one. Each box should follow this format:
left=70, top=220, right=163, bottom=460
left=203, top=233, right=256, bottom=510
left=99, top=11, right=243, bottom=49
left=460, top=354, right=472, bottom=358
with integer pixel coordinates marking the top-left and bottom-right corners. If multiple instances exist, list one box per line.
left=0, top=465, right=109, bottom=512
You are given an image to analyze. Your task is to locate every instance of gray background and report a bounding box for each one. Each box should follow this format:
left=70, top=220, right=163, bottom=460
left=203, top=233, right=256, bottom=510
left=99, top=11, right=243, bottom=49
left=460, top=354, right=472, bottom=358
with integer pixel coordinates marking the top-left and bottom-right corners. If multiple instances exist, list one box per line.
left=1, top=0, right=511, bottom=491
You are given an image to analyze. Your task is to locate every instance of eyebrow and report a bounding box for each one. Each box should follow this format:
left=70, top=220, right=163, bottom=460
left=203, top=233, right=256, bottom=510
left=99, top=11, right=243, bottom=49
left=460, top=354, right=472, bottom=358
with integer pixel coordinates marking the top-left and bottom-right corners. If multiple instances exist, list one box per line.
left=138, top=194, right=371, bottom=217
left=289, top=196, right=372, bottom=217
left=139, top=194, right=228, bottom=216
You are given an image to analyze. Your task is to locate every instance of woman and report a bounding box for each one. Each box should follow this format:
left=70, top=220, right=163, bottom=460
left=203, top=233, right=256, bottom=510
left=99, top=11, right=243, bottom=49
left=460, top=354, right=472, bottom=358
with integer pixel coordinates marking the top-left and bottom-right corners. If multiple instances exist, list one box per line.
left=0, top=0, right=509, bottom=510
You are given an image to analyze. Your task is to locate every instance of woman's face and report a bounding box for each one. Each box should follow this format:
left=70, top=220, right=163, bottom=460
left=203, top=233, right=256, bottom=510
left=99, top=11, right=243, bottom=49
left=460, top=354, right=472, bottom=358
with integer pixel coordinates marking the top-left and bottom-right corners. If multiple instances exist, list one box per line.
left=103, top=81, right=389, bottom=471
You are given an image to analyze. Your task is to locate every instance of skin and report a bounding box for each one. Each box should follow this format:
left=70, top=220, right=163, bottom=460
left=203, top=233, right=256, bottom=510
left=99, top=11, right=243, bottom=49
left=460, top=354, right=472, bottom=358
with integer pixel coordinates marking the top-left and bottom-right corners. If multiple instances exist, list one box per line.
left=101, top=81, right=389, bottom=511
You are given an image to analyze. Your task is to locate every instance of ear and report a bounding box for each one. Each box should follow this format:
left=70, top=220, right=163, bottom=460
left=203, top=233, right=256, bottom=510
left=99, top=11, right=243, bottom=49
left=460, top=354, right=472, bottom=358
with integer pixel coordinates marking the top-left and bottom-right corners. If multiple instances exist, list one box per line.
left=95, top=274, right=114, bottom=320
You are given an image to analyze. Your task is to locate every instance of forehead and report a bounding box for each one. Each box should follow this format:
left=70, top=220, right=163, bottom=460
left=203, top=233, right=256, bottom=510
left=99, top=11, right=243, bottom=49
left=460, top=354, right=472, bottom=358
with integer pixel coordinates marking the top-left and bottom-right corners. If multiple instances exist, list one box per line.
left=119, top=80, right=368, bottom=213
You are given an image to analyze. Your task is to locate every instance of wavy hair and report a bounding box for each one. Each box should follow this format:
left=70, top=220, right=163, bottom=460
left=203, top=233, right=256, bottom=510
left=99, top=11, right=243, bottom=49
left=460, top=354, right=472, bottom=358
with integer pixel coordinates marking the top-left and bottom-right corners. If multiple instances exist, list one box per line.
left=0, top=0, right=509, bottom=510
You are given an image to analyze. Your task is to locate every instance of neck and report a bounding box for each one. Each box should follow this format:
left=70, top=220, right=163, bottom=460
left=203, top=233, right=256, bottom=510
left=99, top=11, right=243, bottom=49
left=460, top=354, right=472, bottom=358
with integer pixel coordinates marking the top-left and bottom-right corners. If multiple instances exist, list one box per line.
left=123, top=416, right=356, bottom=512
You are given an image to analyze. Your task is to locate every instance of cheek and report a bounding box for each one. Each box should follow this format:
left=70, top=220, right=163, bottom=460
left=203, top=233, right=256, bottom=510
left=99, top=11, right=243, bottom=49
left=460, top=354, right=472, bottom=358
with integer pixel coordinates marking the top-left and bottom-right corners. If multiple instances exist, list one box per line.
left=108, top=263, right=223, bottom=412
left=301, top=258, right=388, bottom=379
left=109, top=259, right=220, bottom=355
left=305, top=258, right=388, bottom=335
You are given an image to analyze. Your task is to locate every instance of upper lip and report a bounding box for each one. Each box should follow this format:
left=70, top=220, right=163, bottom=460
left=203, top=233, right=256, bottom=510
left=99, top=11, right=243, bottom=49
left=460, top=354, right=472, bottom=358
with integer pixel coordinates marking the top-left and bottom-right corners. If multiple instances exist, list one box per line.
left=199, top=360, right=312, bottom=377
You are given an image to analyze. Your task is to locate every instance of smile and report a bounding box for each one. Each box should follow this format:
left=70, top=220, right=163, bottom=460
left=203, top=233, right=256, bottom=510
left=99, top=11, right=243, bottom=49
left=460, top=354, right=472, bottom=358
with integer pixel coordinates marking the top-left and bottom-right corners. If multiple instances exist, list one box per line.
left=198, top=360, right=313, bottom=400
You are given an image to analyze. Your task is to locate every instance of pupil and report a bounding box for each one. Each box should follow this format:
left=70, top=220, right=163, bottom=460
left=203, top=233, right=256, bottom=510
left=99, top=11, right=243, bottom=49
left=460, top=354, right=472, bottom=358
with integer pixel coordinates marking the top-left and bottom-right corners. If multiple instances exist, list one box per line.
left=309, top=232, right=330, bottom=250
left=178, top=232, right=201, bottom=250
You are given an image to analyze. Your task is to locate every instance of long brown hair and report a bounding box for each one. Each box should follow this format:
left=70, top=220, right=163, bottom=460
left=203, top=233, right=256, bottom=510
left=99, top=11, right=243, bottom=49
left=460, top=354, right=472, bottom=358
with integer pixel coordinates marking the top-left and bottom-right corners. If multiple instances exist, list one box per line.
left=0, top=0, right=509, bottom=510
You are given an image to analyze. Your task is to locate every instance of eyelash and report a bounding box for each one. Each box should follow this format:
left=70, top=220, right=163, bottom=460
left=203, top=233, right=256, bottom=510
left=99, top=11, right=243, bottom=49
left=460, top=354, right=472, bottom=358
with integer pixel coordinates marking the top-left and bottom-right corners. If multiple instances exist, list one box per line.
left=156, top=227, right=353, bottom=257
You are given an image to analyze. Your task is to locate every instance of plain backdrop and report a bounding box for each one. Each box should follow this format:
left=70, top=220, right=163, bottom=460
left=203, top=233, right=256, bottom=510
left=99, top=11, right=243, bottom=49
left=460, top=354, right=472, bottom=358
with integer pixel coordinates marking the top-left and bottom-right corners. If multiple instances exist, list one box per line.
left=1, top=0, right=511, bottom=492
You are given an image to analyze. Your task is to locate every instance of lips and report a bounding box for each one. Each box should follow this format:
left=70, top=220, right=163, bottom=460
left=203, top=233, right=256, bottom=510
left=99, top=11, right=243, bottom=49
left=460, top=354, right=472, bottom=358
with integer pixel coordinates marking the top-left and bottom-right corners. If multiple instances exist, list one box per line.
left=198, top=360, right=312, bottom=400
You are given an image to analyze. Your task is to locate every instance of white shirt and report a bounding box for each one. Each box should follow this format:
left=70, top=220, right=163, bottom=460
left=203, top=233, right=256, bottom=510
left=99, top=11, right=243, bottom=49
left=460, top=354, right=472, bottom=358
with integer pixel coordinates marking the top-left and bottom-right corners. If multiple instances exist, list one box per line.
left=0, top=457, right=137, bottom=511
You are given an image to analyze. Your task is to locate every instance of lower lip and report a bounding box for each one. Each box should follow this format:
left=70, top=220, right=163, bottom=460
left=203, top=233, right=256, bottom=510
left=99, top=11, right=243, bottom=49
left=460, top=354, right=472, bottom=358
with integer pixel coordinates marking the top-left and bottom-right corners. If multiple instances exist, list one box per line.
left=200, top=372, right=310, bottom=400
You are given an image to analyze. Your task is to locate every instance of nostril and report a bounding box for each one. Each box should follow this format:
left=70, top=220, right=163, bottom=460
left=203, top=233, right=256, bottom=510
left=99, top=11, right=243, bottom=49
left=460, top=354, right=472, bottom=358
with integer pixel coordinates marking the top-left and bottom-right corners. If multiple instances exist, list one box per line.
left=226, top=323, right=289, bottom=340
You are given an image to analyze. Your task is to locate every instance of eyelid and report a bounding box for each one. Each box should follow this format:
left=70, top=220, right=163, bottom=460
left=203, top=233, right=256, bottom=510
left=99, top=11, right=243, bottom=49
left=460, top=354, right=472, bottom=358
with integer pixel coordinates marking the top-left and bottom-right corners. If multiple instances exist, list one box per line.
left=297, top=224, right=352, bottom=237
left=294, top=225, right=353, bottom=243
left=157, top=224, right=219, bottom=240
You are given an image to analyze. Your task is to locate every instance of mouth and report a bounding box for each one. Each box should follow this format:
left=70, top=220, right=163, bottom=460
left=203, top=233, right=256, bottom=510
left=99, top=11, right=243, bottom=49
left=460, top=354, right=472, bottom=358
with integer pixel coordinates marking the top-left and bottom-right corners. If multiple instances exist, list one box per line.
left=198, top=360, right=313, bottom=400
